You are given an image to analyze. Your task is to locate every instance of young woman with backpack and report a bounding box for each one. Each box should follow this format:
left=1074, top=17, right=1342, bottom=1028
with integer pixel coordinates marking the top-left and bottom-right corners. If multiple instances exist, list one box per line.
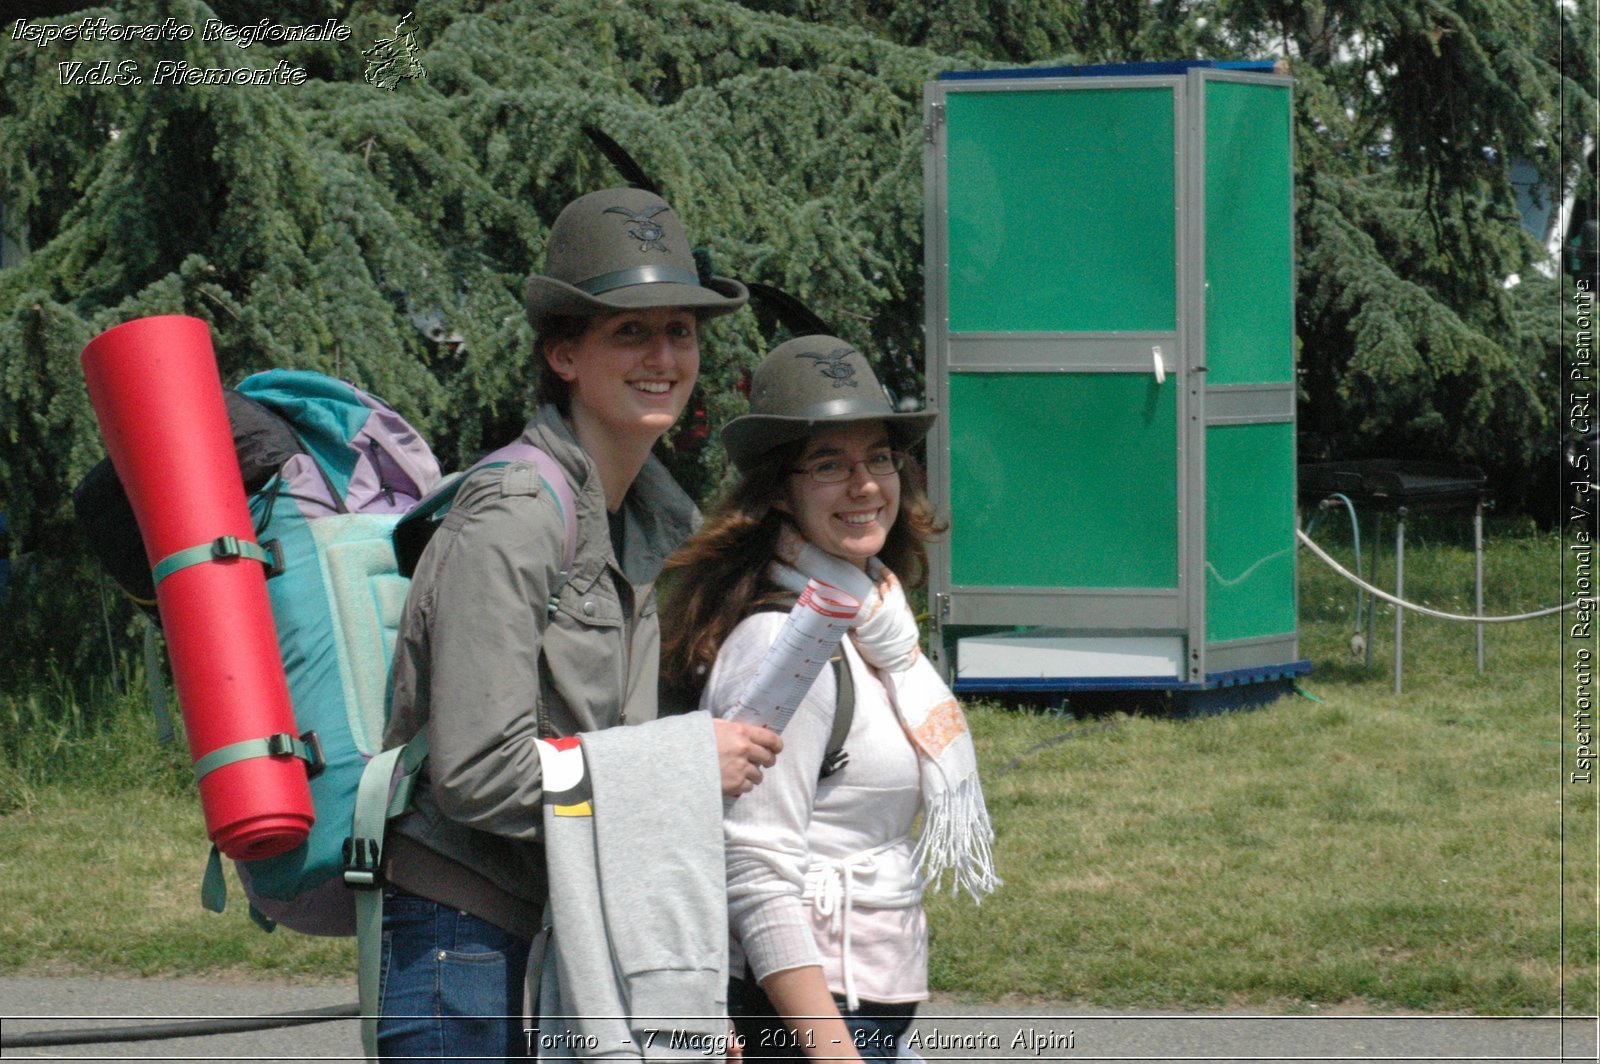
left=660, top=336, right=999, bottom=1061
left=378, top=187, right=783, bottom=1061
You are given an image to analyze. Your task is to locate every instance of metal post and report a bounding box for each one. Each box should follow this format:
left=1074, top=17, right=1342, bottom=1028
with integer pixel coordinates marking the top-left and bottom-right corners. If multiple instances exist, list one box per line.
left=1393, top=507, right=1406, bottom=695
left=1474, top=500, right=1485, bottom=673
left=1366, top=512, right=1380, bottom=670
left=1355, top=506, right=1368, bottom=668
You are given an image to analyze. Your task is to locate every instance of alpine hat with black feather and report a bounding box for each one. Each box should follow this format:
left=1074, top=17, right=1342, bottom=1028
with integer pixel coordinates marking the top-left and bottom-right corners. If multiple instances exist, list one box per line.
left=721, top=334, right=937, bottom=473
left=524, top=187, right=747, bottom=333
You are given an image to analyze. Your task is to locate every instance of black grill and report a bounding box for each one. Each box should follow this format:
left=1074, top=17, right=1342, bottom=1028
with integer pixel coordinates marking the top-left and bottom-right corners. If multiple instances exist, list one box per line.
left=1299, top=460, right=1488, bottom=510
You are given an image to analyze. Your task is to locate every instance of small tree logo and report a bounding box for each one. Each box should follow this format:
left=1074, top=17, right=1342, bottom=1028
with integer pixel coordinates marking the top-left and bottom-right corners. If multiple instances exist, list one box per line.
left=364, top=12, right=426, bottom=91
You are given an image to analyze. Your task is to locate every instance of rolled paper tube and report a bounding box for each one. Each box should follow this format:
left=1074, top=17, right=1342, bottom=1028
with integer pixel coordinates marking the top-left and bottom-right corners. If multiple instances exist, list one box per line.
left=81, top=315, right=312, bottom=860
left=731, top=578, right=861, bottom=734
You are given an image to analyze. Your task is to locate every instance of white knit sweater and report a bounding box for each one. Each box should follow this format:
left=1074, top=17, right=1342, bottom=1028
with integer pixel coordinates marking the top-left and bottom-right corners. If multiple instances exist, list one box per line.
left=704, top=611, right=929, bottom=1004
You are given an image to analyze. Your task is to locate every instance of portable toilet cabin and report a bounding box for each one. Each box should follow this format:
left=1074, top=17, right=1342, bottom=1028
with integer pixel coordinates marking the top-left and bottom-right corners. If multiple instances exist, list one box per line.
left=921, top=60, right=1308, bottom=708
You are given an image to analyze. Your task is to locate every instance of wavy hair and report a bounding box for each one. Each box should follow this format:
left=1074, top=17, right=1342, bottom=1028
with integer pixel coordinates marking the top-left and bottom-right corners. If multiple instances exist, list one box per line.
left=658, top=437, right=943, bottom=701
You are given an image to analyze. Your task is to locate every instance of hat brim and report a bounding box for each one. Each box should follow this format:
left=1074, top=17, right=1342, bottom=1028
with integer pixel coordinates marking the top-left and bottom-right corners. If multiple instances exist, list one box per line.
left=721, top=409, right=938, bottom=473
left=525, top=274, right=748, bottom=333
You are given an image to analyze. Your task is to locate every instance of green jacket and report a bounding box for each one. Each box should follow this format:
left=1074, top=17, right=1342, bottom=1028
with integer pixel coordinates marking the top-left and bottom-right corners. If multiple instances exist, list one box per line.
left=383, top=404, right=699, bottom=935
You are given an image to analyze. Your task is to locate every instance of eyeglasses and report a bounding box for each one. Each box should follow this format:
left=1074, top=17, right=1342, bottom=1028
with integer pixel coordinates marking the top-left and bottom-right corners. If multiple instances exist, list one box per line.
left=791, top=451, right=906, bottom=484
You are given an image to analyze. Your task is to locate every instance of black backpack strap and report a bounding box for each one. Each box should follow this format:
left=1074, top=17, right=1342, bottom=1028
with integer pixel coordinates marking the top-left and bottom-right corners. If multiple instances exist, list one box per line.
left=818, top=651, right=854, bottom=780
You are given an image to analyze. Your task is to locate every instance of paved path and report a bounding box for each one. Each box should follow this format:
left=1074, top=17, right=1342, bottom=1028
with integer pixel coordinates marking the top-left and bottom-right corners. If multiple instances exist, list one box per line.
left=0, top=977, right=1593, bottom=1062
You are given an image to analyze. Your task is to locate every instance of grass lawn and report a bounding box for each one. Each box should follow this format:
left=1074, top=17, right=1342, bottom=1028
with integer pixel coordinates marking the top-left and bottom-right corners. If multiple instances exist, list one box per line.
left=0, top=521, right=1592, bottom=1013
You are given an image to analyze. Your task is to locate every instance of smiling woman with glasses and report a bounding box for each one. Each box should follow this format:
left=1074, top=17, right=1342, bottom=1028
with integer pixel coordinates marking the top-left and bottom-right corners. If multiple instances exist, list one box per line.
left=660, top=335, right=998, bottom=1063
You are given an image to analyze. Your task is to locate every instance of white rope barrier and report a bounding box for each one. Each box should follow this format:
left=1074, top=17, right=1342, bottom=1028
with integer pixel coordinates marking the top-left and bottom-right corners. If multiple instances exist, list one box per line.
left=1296, top=528, right=1590, bottom=623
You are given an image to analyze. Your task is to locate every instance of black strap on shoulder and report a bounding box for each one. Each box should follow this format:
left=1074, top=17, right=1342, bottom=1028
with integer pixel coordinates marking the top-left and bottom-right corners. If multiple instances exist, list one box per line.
left=819, top=652, right=853, bottom=780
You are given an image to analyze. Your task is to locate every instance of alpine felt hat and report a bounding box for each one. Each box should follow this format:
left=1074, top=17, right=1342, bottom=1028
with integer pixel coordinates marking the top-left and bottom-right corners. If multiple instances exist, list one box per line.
left=524, top=187, right=748, bottom=333
left=721, top=334, right=937, bottom=473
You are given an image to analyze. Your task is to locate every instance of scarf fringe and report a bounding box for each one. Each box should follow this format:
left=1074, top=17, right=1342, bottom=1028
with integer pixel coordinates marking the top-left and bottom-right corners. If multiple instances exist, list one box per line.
left=912, top=773, right=1001, bottom=903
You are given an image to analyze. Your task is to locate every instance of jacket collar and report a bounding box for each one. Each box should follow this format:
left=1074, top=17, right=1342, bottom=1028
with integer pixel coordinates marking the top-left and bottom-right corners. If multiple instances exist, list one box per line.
left=521, top=404, right=700, bottom=589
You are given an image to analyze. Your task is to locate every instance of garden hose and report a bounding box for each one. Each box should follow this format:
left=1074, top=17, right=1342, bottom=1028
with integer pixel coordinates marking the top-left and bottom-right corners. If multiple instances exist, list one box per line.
left=1305, top=493, right=1367, bottom=634
left=0, top=1003, right=358, bottom=1049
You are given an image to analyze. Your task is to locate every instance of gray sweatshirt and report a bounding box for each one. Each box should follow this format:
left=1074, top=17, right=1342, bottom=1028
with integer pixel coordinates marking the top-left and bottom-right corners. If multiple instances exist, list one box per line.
left=528, top=712, right=730, bottom=1061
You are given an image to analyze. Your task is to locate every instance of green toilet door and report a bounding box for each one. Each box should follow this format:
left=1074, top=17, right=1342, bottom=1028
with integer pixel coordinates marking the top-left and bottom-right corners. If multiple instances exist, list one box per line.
left=929, top=79, right=1188, bottom=649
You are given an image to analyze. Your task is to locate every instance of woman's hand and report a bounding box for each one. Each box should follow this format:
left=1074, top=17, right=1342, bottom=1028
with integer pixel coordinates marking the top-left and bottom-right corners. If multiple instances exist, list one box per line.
left=713, top=719, right=783, bottom=796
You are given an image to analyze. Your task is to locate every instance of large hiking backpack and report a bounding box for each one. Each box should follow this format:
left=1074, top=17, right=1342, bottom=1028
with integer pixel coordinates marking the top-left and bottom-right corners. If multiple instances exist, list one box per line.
left=75, top=370, right=575, bottom=936
left=77, top=369, right=579, bottom=1061
left=211, top=369, right=446, bottom=933
left=75, top=369, right=445, bottom=932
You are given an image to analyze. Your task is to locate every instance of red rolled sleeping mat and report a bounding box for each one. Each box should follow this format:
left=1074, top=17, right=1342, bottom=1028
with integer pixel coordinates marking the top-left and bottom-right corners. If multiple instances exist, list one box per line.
left=81, top=315, right=313, bottom=860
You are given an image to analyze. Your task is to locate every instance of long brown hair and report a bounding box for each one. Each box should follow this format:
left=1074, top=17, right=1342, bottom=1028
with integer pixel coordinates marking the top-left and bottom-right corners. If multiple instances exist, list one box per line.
left=658, top=437, right=943, bottom=700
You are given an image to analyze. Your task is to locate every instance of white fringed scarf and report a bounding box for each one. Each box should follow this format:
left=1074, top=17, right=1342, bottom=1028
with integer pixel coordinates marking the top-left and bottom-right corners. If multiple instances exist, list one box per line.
left=770, top=528, right=1000, bottom=902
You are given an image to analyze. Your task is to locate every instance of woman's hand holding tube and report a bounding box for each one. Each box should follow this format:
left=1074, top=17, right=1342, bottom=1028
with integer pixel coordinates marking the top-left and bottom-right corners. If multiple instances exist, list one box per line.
left=714, top=719, right=783, bottom=796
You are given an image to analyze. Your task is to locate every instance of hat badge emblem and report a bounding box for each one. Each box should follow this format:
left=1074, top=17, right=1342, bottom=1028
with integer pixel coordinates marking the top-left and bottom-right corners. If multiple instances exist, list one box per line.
left=799, top=347, right=859, bottom=388
left=604, top=205, right=670, bottom=252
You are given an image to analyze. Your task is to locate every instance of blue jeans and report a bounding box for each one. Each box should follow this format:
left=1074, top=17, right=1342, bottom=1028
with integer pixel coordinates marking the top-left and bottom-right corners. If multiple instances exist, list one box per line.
left=729, top=975, right=916, bottom=1061
left=378, top=889, right=532, bottom=1062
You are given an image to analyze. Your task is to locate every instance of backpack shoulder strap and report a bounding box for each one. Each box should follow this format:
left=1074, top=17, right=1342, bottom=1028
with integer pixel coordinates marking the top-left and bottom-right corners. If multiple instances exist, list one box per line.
left=394, top=443, right=578, bottom=591
left=354, top=449, right=576, bottom=1063
left=818, top=652, right=854, bottom=780
left=349, top=729, right=429, bottom=1063
left=485, top=443, right=577, bottom=574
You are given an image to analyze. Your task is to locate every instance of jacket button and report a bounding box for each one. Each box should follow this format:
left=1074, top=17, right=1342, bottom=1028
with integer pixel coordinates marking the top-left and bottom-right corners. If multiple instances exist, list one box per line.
left=583, top=601, right=596, bottom=616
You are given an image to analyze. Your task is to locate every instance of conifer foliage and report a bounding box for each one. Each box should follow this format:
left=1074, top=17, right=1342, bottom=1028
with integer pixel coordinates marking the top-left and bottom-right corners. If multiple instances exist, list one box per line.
left=0, top=0, right=1592, bottom=687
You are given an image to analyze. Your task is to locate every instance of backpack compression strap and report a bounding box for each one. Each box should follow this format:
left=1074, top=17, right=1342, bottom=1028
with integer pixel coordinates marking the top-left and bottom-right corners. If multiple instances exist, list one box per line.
left=152, top=536, right=322, bottom=784
left=192, top=731, right=324, bottom=783
left=192, top=731, right=326, bottom=916
left=150, top=534, right=281, bottom=584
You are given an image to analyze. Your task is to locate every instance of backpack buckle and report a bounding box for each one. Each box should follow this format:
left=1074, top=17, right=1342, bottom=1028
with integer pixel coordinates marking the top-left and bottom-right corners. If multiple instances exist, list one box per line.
left=211, top=535, right=245, bottom=560
left=342, top=836, right=383, bottom=890
left=258, top=731, right=323, bottom=779
left=299, top=730, right=325, bottom=780
left=262, top=538, right=285, bottom=579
